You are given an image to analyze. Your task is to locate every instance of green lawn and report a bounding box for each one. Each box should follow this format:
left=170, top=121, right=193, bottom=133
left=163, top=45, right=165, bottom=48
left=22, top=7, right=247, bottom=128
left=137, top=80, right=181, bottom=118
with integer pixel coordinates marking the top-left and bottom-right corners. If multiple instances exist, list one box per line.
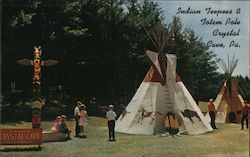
left=0, top=117, right=249, bottom=157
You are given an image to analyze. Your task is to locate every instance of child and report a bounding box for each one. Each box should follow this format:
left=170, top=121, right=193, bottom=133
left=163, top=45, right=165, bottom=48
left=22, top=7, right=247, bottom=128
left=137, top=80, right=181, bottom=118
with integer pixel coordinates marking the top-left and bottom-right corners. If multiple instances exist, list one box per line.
left=51, top=116, right=61, bottom=132
left=59, top=115, right=71, bottom=139
left=78, top=104, right=87, bottom=137
left=106, top=105, right=117, bottom=141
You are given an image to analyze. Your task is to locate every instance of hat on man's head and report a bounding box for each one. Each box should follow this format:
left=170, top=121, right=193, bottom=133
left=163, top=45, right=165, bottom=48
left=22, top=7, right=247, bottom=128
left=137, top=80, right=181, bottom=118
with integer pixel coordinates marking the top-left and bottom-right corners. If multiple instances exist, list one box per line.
left=77, top=101, right=82, bottom=105
left=109, top=105, right=114, bottom=108
left=209, top=99, right=214, bottom=102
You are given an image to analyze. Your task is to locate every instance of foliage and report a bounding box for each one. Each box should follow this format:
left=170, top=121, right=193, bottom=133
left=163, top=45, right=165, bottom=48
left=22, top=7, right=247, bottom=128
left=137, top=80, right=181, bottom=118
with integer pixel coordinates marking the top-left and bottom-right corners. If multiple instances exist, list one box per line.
left=238, top=76, right=250, bottom=102
left=2, top=0, right=229, bottom=121
left=1, top=91, right=32, bottom=122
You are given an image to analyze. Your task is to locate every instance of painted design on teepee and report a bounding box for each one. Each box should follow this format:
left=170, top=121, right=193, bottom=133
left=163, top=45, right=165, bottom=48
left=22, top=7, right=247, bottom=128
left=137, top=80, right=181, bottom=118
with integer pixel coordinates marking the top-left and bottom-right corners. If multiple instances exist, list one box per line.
left=181, top=109, right=201, bottom=123
left=137, top=107, right=162, bottom=125
left=175, top=75, right=202, bottom=123
left=145, top=50, right=167, bottom=85
left=120, top=109, right=131, bottom=121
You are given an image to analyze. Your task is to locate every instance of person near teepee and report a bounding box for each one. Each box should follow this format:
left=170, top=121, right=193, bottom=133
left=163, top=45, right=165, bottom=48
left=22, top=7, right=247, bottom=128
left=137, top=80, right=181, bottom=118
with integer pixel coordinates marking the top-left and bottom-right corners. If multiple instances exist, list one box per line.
left=74, top=101, right=81, bottom=137
left=106, top=105, right=117, bottom=141
left=208, top=99, right=217, bottom=129
left=241, top=101, right=249, bottom=130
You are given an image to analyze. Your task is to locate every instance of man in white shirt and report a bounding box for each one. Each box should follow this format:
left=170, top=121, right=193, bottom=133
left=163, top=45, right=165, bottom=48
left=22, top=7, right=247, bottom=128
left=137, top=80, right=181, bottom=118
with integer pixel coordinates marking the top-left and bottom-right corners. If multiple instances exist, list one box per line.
left=106, top=105, right=117, bottom=141
left=74, top=101, right=81, bottom=137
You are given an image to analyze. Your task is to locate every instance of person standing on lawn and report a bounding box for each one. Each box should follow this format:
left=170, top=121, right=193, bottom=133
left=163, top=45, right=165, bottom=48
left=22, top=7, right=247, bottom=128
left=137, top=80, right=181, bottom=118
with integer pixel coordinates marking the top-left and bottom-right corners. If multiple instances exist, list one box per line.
left=106, top=105, right=117, bottom=141
left=78, top=104, right=88, bottom=137
left=241, top=101, right=249, bottom=130
left=208, top=98, right=217, bottom=129
left=74, top=101, right=81, bottom=137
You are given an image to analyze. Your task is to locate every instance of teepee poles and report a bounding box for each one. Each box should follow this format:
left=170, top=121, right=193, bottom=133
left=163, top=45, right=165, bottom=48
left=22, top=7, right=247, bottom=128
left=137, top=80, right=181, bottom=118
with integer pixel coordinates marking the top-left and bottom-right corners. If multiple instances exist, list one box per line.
left=218, top=54, right=238, bottom=77
left=143, top=24, right=172, bottom=53
left=218, top=54, right=239, bottom=97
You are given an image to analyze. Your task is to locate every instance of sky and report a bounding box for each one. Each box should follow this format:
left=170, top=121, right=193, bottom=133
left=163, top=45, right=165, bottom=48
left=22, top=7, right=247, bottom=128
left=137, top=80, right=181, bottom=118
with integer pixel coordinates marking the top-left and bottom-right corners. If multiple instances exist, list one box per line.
left=158, top=0, right=250, bottom=77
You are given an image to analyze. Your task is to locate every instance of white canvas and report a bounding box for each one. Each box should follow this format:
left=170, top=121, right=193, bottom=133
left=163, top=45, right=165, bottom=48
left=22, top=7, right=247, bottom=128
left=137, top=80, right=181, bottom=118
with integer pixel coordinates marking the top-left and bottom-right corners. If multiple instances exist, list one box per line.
left=116, top=50, right=212, bottom=135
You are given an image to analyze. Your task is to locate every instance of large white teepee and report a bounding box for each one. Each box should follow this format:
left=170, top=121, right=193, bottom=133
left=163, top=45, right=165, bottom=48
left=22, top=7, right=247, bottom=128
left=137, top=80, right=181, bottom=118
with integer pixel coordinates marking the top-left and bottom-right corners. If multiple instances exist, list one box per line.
left=115, top=50, right=212, bottom=135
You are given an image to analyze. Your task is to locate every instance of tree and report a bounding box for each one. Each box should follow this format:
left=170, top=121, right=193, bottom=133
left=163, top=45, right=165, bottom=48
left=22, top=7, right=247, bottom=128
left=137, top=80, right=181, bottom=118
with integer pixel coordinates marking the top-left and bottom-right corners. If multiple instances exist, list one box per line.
left=238, top=76, right=250, bottom=102
left=2, top=0, right=225, bottom=120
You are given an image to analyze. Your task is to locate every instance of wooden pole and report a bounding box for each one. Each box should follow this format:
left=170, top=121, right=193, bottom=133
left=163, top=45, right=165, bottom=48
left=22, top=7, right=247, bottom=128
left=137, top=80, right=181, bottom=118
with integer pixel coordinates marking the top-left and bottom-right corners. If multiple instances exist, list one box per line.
left=17, top=46, right=58, bottom=128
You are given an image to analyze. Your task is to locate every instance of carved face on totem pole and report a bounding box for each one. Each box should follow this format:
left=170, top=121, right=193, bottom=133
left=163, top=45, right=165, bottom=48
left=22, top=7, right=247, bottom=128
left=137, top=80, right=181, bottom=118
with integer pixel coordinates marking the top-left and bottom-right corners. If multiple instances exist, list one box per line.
left=32, top=47, right=42, bottom=86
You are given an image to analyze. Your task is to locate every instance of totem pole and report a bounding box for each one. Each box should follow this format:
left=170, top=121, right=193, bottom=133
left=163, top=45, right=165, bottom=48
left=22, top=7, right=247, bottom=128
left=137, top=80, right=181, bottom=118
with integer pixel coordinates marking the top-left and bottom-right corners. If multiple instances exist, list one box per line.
left=17, top=46, right=58, bottom=128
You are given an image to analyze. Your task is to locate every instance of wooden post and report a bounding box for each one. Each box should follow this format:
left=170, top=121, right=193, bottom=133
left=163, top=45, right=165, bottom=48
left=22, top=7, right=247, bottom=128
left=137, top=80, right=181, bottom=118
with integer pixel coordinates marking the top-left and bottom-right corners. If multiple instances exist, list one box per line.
left=17, top=46, right=58, bottom=128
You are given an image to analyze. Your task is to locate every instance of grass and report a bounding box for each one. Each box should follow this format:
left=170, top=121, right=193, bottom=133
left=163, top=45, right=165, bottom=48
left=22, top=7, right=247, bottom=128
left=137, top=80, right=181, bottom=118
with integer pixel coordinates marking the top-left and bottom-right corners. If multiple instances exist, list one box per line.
left=0, top=116, right=249, bottom=157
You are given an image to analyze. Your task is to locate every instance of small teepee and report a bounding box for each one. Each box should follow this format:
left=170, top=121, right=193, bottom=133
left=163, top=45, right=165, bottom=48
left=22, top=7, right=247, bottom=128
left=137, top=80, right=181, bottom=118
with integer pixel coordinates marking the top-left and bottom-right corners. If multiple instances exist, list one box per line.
left=207, top=55, right=244, bottom=123
left=115, top=26, right=212, bottom=135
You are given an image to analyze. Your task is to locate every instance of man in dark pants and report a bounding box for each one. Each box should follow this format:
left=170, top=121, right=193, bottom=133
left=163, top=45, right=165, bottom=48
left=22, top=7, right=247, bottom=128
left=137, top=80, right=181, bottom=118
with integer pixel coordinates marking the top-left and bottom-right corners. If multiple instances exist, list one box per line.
left=74, top=101, right=81, bottom=137
left=208, top=99, right=217, bottom=129
left=106, top=105, right=117, bottom=141
left=241, top=101, right=249, bottom=130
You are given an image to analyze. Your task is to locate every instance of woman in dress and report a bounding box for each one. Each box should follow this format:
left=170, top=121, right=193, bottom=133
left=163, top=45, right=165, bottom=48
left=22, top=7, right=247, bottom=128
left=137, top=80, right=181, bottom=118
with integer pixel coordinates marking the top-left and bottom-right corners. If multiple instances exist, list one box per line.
left=78, top=104, right=87, bottom=137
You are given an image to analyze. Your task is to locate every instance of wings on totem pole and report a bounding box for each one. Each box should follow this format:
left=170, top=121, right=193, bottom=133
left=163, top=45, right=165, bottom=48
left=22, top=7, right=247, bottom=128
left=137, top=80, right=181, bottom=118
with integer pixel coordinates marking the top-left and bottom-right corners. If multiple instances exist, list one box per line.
left=17, top=59, right=33, bottom=66
left=41, top=59, right=59, bottom=66
left=17, top=59, right=59, bottom=66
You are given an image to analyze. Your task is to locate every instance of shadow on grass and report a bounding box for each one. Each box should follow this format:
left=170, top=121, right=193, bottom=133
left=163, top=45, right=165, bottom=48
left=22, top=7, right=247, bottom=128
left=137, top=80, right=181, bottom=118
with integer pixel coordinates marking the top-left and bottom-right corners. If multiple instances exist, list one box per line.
left=0, top=121, right=31, bottom=125
left=0, top=146, right=42, bottom=152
